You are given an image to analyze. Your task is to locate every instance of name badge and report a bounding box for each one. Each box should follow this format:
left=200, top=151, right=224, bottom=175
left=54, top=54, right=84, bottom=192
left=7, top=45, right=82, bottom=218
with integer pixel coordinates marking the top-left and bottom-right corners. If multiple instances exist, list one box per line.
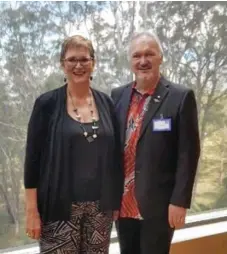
left=153, top=119, right=171, bottom=131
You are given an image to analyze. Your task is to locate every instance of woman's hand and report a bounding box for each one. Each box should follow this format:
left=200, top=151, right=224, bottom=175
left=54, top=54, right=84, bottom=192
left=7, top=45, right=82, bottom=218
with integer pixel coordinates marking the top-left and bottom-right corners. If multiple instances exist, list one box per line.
left=113, top=210, right=119, bottom=221
left=26, top=208, right=41, bottom=240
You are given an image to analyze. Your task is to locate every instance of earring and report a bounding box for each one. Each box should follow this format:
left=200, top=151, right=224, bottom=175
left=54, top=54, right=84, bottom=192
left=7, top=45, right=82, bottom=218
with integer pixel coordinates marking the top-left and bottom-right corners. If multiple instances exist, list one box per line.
left=64, top=77, right=67, bottom=84
left=90, top=76, right=93, bottom=81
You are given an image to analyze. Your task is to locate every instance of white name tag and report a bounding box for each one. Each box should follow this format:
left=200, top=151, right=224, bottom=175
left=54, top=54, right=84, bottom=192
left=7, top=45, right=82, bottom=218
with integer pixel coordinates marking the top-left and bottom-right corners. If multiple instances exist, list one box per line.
left=153, top=119, right=171, bottom=131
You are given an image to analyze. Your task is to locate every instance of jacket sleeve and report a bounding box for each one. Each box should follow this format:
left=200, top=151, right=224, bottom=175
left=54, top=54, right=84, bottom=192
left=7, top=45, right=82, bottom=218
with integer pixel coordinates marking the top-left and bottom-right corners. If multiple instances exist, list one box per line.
left=111, top=87, right=122, bottom=105
left=111, top=89, right=117, bottom=103
left=24, top=97, right=47, bottom=188
left=170, top=90, right=200, bottom=208
left=108, top=96, right=124, bottom=210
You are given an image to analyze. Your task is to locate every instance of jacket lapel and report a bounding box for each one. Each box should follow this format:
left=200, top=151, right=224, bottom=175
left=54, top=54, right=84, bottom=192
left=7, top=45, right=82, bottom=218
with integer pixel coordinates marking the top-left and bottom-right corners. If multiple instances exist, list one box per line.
left=119, top=84, right=133, bottom=145
left=138, top=77, right=169, bottom=141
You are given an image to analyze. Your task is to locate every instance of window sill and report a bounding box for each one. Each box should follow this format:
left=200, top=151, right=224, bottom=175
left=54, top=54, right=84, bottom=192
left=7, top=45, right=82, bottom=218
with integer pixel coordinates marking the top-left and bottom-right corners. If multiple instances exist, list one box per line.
left=1, top=209, right=227, bottom=254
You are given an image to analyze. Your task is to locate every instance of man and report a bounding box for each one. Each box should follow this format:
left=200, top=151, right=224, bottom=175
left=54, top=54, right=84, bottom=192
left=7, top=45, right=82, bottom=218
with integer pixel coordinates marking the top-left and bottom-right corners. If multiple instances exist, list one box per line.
left=111, top=31, right=200, bottom=254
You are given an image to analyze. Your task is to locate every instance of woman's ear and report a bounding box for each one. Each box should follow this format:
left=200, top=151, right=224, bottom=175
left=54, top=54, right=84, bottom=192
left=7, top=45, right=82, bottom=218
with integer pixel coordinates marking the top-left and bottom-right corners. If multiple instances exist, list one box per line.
left=60, top=60, right=65, bottom=69
left=92, top=59, right=96, bottom=69
left=159, top=54, right=163, bottom=65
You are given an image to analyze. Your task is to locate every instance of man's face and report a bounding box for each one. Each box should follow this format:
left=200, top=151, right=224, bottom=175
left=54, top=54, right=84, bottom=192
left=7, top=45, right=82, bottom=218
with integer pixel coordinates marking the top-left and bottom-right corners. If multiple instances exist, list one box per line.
left=129, top=36, right=163, bottom=82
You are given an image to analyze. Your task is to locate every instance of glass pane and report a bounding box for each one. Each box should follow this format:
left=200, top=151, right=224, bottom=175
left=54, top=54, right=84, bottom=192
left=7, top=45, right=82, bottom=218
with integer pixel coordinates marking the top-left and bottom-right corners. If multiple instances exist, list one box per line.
left=0, top=1, right=226, bottom=250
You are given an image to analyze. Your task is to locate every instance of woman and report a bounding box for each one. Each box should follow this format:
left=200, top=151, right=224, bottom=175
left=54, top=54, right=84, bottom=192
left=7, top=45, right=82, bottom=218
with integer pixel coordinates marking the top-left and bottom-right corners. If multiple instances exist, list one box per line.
left=24, top=35, right=123, bottom=253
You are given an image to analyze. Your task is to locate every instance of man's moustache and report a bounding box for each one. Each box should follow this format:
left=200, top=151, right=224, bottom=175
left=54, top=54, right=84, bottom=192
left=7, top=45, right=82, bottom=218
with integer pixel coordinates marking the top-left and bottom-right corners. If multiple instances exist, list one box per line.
left=138, top=67, right=152, bottom=70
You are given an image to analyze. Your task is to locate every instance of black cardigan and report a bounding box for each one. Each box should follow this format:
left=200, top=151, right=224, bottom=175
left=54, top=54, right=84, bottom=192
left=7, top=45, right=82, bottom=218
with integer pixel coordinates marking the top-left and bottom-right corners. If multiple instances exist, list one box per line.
left=24, top=85, right=123, bottom=222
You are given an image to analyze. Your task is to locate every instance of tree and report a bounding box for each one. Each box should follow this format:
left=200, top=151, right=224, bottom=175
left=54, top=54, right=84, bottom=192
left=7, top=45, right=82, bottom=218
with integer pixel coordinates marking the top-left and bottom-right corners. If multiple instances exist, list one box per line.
left=0, top=1, right=226, bottom=248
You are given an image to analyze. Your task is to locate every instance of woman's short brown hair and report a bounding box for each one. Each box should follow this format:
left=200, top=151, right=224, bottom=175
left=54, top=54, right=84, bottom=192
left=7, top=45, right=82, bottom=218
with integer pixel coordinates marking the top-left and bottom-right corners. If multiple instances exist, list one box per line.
left=60, top=35, right=95, bottom=63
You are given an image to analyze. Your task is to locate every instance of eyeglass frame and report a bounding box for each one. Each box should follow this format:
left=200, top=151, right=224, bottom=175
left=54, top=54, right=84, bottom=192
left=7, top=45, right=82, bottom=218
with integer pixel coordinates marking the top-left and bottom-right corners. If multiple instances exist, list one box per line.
left=63, top=56, right=94, bottom=67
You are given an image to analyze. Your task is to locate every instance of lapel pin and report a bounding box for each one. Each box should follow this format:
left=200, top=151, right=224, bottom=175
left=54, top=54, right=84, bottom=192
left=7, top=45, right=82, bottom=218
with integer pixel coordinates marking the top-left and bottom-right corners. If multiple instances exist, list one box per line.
left=154, top=98, right=160, bottom=103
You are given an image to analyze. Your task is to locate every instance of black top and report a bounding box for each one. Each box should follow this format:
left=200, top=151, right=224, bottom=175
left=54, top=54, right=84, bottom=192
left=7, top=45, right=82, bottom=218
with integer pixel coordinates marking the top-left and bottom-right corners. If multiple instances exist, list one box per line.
left=24, top=85, right=124, bottom=222
left=64, top=113, right=103, bottom=202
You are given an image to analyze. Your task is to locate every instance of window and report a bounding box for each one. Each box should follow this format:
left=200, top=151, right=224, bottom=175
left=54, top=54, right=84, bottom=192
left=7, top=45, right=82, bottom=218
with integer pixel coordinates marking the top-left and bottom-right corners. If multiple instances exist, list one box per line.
left=0, top=1, right=226, bottom=250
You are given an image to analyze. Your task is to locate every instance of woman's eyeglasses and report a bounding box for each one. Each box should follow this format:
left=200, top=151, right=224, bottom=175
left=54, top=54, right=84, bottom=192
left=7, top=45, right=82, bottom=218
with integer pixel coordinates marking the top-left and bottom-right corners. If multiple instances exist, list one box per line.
left=63, top=57, right=93, bottom=67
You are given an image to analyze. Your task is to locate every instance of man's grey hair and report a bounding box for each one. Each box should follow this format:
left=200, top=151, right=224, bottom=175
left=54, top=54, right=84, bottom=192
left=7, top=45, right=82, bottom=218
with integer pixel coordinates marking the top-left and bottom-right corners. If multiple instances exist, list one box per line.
left=128, top=30, right=164, bottom=58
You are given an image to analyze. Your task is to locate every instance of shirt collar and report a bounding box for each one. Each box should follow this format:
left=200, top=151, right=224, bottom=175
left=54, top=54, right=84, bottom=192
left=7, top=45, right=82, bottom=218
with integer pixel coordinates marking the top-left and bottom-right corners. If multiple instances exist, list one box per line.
left=132, top=82, right=155, bottom=96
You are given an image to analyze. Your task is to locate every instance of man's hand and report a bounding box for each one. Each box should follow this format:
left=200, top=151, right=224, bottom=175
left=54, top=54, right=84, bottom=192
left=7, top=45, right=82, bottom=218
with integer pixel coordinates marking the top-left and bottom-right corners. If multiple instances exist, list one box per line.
left=168, top=204, right=186, bottom=229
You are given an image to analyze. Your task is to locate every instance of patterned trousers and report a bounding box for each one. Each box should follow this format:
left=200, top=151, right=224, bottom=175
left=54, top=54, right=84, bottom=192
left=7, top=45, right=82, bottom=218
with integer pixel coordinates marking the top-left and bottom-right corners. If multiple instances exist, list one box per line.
left=39, top=201, right=113, bottom=254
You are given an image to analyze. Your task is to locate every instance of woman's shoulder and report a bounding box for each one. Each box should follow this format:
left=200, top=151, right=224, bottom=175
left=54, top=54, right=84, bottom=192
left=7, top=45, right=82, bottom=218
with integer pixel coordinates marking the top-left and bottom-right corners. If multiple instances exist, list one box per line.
left=92, top=88, right=116, bottom=119
left=92, top=88, right=113, bottom=106
left=35, top=85, right=65, bottom=108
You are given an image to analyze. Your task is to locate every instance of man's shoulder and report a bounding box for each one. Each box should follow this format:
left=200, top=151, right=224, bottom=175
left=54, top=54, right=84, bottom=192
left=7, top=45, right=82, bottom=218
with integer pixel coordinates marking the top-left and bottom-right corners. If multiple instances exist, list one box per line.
left=111, top=82, right=133, bottom=102
left=163, top=77, right=192, bottom=95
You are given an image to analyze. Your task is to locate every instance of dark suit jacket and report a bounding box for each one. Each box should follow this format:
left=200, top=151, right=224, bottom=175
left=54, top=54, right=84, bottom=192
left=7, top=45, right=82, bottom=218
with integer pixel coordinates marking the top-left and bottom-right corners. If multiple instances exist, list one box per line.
left=24, top=85, right=123, bottom=222
left=111, top=76, right=200, bottom=219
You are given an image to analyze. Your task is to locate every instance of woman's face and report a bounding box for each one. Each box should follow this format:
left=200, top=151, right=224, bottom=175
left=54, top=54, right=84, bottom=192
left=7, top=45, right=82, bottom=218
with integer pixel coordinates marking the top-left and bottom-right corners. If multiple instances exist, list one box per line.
left=62, top=46, right=94, bottom=85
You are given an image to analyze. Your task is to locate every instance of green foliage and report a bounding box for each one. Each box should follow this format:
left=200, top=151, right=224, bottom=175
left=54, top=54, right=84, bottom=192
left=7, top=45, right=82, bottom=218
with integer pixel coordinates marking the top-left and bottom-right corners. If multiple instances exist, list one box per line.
left=0, top=1, right=226, bottom=249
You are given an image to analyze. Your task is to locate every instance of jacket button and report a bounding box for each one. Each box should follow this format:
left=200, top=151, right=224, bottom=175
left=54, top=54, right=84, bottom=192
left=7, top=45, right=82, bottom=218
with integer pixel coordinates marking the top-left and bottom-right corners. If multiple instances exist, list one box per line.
left=135, top=170, right=140, bottom=174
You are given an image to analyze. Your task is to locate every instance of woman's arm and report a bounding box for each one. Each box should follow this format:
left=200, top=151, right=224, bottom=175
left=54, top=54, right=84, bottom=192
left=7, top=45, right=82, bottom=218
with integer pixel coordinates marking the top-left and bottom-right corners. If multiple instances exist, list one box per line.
left=24, top=97, right=47, bottom=239
left=24, top=98, right=45, bottom=188
left=108, top=96, right=124, bottom=210
left=25, top=188, right=38, bottom=210
left=25, top=188, right=41, bottom=239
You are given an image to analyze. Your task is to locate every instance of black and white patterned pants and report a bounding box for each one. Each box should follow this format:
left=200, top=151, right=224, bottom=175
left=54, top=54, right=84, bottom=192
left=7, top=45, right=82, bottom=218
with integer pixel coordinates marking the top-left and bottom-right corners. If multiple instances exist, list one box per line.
left=39, top=201, right=113, bottom=254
